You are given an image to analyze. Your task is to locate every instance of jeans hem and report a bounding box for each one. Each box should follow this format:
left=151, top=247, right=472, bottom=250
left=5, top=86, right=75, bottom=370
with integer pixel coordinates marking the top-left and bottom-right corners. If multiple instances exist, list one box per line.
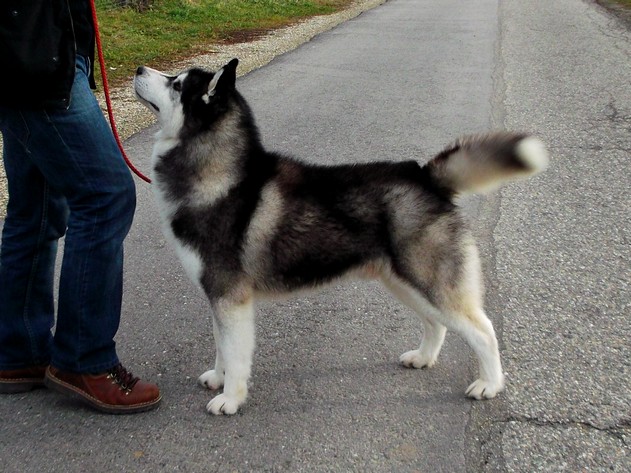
left=0, top=358, right=51, bottom=370
left=50, top=356, right=121, bottom=375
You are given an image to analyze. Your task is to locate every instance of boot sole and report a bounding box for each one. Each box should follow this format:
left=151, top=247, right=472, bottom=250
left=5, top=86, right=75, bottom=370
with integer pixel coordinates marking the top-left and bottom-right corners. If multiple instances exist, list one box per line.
left=0, top=379, right=45, bottom=394
left=44, top=368, right=161, bottom=414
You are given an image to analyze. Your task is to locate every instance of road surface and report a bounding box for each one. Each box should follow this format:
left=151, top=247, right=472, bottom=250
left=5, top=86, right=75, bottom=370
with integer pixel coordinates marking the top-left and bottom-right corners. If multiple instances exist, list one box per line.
left=1, top=0, right=629, bottom=471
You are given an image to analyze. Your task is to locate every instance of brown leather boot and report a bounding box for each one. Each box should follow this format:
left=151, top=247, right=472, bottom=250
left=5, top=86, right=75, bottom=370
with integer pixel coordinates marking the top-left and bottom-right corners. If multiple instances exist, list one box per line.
left=45, top=364, right=161, bottom=414
left=0, top=365, right=47, bottom=393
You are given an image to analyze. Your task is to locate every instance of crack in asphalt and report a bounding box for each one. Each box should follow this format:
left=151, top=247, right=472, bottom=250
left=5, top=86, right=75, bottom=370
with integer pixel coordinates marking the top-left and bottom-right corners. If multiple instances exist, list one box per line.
left=499, top=415, right=631, bottom=446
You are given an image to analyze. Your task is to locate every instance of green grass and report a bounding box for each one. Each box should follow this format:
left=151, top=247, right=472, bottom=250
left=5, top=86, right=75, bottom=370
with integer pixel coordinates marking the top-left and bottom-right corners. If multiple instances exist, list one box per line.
left=603, top=0, right=631, bottom=9
left=94, top=0, right=353, bottom=86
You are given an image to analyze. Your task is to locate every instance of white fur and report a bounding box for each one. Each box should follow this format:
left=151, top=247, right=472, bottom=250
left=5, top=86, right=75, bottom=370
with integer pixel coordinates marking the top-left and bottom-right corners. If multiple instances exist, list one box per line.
left=202, top=67, right=223, bottom=103
left=204, top=298, right=255, bottom=415
left=134, top=68, right=186, bottom=140
left=515, top=136, right=549, bottom=173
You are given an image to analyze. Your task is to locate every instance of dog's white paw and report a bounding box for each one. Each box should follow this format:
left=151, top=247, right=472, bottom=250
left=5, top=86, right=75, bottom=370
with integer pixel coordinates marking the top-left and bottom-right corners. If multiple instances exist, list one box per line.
left=198, top=370, right=224, bottom=391
left=206, top=393, right=241, bottom=415
left=465, top=378, right=505, bottom=400
left=399, top=349, right=437, bottom=369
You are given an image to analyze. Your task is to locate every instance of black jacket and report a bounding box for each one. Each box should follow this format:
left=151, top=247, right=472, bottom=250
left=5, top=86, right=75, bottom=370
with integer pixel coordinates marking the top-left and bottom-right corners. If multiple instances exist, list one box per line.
left=0, top=0, right=95, bottom=109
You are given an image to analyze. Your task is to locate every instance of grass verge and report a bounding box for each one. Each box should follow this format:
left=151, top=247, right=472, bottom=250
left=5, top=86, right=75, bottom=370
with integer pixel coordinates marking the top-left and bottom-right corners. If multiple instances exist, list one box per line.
left=95, top=0, right=353, bottom=86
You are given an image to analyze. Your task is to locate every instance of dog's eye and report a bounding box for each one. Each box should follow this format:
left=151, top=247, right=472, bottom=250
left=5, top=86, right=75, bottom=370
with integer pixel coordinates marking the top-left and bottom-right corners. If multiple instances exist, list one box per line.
left=172, top=81, right=182, bottom=92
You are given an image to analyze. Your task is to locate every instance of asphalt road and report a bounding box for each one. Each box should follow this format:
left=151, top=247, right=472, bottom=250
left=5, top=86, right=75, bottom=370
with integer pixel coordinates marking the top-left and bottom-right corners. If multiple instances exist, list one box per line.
left=1, top=0, right=629, bottom=471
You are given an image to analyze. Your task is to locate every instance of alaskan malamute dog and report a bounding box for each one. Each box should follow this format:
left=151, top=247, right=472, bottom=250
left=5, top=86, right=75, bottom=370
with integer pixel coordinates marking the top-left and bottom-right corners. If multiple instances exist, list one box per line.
left=134, top=58, right=548, bottom=415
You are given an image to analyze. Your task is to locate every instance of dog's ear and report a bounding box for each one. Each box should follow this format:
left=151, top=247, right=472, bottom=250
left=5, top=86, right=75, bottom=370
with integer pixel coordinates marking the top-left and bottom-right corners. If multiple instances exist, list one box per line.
left=221, top=58, right=239, bottom=86
left=204, top=58, right=239, bottom=101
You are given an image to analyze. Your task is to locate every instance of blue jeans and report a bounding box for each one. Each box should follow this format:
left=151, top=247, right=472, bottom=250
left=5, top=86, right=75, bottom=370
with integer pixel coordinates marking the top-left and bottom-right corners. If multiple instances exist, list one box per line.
left=0, top=56, right=136, bottom=373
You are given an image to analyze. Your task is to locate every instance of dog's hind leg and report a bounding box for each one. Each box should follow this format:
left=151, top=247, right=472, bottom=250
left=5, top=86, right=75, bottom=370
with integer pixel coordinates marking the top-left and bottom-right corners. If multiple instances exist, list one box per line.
left=438, top=304, right=504, bottom=400
left=198, top=317, right=226, bottom=391
left=400, top=317, right=447, bottom=369
left=383, top=234, right=504, bottom=399
left=432, top=242, right=505, bottom=399
left=381, top=275, right=447, bottom=369
left=205, top=296, right=256, bottom=415
left=384, top=273, right=504, bottom=399
left=456, top=308, right=504, bottom=400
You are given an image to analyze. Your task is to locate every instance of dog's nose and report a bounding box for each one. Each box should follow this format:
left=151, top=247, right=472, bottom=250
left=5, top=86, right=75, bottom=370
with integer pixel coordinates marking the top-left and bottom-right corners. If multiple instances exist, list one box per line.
left=136, top=66, right=145, bottom=76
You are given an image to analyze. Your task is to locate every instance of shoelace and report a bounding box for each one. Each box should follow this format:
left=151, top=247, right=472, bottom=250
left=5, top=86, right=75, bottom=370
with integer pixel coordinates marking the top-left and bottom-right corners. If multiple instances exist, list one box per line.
left=108, top=364, right=140, bottom=391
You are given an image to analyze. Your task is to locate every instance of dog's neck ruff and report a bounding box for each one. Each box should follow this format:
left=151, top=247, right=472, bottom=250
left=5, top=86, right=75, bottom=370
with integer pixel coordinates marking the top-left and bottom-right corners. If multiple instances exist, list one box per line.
left=151, top=133, right=180, bottom=165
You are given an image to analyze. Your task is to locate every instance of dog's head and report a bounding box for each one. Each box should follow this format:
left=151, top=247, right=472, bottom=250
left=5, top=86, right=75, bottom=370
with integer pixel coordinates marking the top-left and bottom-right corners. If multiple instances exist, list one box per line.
left=134, top=58, right=240, bottom=139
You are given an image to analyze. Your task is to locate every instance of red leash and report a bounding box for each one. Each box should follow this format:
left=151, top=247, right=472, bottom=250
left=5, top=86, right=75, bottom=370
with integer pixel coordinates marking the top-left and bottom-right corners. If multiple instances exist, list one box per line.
left=90, top=0, right=152, bottom=184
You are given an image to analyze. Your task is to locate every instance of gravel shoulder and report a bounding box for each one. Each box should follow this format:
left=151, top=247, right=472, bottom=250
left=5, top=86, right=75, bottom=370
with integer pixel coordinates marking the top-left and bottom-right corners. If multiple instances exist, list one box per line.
left=0, top=0, right=384, bottom=218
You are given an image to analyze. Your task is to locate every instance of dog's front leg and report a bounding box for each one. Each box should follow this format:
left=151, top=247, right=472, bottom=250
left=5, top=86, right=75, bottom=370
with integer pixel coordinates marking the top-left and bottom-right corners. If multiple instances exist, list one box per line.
left=205, top=296, right=255, bottom=415
left=198, top=316, right=226, bottom=390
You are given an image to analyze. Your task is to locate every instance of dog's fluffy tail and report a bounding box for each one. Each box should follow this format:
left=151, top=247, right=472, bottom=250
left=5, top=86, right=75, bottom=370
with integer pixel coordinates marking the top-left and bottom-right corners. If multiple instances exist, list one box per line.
left=425, top=132, right=549, bottom=196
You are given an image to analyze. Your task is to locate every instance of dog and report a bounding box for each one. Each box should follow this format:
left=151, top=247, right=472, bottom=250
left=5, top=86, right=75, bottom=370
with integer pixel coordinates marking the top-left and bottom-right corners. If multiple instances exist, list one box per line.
left=134, top=58, right=548, bottom=415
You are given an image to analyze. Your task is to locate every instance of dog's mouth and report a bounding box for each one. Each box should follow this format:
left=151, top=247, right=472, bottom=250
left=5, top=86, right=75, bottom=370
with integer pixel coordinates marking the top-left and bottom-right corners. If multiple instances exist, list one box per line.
left=146, top=100, right=160, bottom=113
left=135, top=91, right=160, bottom=113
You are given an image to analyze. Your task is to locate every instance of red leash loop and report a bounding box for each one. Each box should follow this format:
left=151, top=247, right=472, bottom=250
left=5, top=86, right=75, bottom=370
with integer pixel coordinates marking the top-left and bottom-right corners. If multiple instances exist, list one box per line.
left=90, top=0, right=152, bottom=184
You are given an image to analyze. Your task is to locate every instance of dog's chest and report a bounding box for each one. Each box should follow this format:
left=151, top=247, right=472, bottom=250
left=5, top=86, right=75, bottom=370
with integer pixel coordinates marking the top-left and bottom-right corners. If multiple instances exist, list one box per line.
left=152, top=182, right=206, bottom=288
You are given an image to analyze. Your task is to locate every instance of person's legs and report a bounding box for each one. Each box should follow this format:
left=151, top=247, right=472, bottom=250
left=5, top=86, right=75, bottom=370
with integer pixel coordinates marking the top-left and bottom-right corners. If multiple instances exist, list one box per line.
left=1, top=55, right=135, bottom=373
left=1, top=56, right=160, bottom=411
left=0, top=110, right=69, bottom=372
left=44, top=59, right=136, bottom=373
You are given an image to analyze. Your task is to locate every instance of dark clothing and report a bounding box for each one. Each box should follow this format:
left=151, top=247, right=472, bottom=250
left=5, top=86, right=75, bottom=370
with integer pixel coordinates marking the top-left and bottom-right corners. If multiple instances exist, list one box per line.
left=0, top=0, right=96, bottom=109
